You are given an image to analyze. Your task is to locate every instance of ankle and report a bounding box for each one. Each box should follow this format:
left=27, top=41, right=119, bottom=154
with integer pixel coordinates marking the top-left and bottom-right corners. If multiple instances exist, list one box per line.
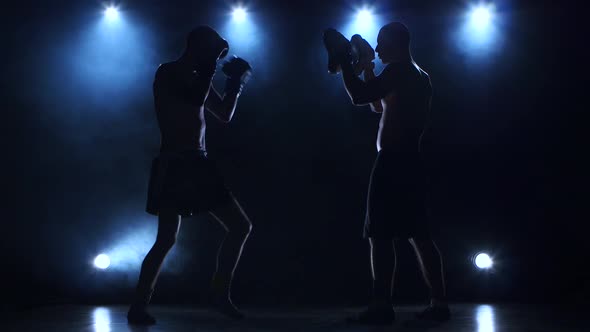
left=370, top=299, right=393, bottom=309
left=430, top=298, right=448, bottom=308
left=132, top=287, right=154, bottom=308
left=129, top=303, right=148, bottom=312
left=211, top=275, right=232, bottom=294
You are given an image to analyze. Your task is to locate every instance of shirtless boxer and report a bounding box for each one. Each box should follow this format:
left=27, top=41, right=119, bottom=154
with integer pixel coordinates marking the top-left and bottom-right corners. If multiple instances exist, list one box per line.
left=324, top=22, right=450, bottom=324
left=127, top=26, right=253, bottom=325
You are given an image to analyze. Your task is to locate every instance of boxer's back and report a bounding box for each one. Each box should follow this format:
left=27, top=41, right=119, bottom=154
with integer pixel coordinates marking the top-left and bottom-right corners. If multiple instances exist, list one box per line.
left=377, top=61, right=432, bottom=152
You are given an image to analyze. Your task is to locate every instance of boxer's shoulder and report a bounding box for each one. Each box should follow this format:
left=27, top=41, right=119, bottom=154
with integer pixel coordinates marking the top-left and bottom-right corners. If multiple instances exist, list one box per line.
left=156, top=62, right=177, bottom=77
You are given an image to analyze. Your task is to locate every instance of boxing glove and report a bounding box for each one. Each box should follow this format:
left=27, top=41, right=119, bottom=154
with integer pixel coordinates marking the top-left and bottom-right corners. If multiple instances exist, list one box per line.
left=222, top=56, right=252, bottom=95
left=350, top=34, right=375, bottom=75
left=323, top=28, right=352, bottom=74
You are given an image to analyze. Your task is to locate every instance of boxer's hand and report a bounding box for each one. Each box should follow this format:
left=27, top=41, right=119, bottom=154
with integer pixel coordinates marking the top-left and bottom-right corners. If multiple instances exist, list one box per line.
left=222, top=56, right=252, bottom=83
left=351, top=34, right=375, bottom=75
left=222, top=56, right=252, bottom=94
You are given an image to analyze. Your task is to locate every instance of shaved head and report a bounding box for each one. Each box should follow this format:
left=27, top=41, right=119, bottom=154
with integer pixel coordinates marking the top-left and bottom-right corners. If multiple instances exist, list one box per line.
left=375, top=22, right=412, bottom=64
left=379, top=22, right=410, bottom=49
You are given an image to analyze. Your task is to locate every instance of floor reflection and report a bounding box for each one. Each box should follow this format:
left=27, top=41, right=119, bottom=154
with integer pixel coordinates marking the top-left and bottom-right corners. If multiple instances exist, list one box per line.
left=93, top=307, right=112, bottom=332
left=476, top=304, right=495, bottom=332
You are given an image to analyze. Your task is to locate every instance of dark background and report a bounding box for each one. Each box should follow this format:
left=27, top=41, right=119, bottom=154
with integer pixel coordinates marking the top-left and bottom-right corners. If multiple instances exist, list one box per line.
left=2, top=0, right=586, bottom=308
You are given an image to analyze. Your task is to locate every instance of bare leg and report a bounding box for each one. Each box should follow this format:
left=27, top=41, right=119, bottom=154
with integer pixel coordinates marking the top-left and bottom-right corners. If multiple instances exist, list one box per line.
left=409, top=238, right=446, bottom=303
left=128, top=211, right=181, bottom=325
left=208, top=197, right=252, bottom=319
left=348, top=238, right=396, bottom=325
left=369, top=238, right=396, bottom=307
left=409, top=238, right=450, bottom=321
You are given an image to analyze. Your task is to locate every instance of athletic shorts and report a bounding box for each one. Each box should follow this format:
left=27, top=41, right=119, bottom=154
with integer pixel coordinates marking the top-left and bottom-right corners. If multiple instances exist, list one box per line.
left=146, top=149, right=232, bottom=217
left=363, top=149, right=430, bottom=239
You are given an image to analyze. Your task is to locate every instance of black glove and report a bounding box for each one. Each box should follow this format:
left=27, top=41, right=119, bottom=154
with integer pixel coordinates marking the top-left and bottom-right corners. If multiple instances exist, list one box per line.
left=222, top=56, right=252, bottom=94
left=323, top=28, right=352, bottom=74
left=351, top=34, right=375, bottom=75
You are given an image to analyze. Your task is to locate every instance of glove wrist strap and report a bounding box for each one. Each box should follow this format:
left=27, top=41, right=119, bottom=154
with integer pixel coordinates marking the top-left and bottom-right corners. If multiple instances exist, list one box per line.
left=225, top=77, right=244, bottom=96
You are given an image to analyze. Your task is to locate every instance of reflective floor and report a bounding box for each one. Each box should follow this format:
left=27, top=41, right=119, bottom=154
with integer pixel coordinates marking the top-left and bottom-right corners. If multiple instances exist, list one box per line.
left=1, top=303, right=586, bottom=332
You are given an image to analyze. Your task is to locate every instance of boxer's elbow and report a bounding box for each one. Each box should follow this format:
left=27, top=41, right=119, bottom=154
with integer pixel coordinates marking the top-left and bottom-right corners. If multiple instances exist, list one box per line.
left=370, top=103, right=383, bottom=113
left=217, top=112, right=232, bottom=123
left=219, top=107, right=236, bottom=123
left=348, top=86, right=374, bottom=105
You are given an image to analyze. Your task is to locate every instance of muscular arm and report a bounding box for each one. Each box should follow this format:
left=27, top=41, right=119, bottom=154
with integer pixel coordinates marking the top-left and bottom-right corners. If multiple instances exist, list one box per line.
left=341, top=62, right=397, bottom=106
left=204, top=85, right=240, bottom=123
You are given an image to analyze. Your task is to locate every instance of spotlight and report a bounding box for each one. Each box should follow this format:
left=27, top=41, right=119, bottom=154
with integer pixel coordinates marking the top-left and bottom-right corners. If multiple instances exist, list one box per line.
left=341, top=6, right=379, bottom=52
left=457, top=2, right=498, bottom=53
left=357, top=8, right=373, bottom=24
left=346, top=6, right=378, bottom=40
left=104, top=6, right=119, bottom=21
left=474, top=253, right=493, bottom=269
left=94, top=254, right=111, bottom=269
left=232, top=7, right=247, bottom=23
left=470, top=4, right=493, bottom=30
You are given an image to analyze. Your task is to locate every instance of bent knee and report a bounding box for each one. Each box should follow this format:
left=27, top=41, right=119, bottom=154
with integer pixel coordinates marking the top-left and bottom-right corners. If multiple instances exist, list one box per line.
left=229, top=219, right=252, bottom=237
left=409, top=237, right=438, bottom=250
left=239, top=219, right=253, bottom=236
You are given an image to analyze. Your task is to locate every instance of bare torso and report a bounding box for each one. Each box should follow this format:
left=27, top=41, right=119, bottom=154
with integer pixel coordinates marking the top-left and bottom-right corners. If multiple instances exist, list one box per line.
left=375, top=61, right=431, bottom=152
left=153, top=61, right=208, bottom=152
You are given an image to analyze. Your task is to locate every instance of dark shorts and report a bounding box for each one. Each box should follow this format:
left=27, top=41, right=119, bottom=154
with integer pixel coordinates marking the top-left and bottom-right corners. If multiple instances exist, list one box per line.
left=146, top=150, right=233, bottom=217
left=364, top=150, right=430, bottom=239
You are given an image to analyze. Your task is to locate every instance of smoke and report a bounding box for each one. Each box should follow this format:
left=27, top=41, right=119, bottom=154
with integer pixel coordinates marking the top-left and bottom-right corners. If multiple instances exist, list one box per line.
left=453, top=5, right=504, bottom=60
left=218, top=9, right=272, bottom=85
left=100, top=213, right=187, bottom=275
left=28, top=9, right=160, bottom=146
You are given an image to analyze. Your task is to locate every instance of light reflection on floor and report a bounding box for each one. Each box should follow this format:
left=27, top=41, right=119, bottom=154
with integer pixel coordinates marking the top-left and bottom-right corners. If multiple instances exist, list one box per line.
left=3, top=303, right=584, bottom=332
left=92, top=307, right=111, bottom=332
left=476, top=304, right=495, bottom=332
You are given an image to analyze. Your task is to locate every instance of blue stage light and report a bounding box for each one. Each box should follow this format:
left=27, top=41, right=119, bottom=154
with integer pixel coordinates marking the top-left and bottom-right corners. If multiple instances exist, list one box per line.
left=94, top=254, right=111, bottom=269
left=356, top=8, right=373, bottom=27
left=104, top=6, right=119, bottom=21
left=223, top=5, right=260, bottom=55
left=341, top=6, right=380, bottom=52
left=470, top=4, right=493, bottom=31
left=475, top=252, right=493, bottom=269
left=466, top=3, right=495, bottom=41
left=353, top=7, right=376, bottom=35
left=455, top=2, right=500, bottom=56
left=232, top=7, right=247, bottom=23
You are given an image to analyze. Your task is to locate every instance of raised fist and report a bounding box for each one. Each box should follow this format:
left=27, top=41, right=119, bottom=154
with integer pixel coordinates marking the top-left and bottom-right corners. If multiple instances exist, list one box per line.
left=222, top=56, right=252, bottom=84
